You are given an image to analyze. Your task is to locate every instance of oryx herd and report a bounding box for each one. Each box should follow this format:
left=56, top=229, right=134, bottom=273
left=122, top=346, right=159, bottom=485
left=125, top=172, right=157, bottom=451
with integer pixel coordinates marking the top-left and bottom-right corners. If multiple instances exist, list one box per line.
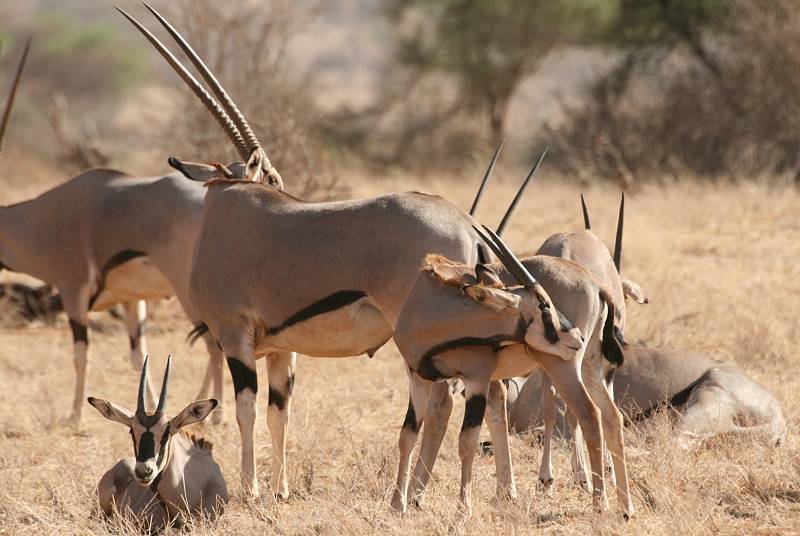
left=0, top=5, right=785, bottom=531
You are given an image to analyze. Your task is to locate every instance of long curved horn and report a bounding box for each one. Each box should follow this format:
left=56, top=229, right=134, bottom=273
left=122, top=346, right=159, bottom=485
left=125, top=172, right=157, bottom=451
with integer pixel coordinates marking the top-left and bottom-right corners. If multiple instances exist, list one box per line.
left=0, top=37, right=31, bottom=155
left=137, top=355, right=151, bottom=415
left=469, top=140, right=504, bottom=216
left=473, top=225, right=537, bottom=288
left=613, top=192, right=624, bottom=271
left=156, top=354, right=172, bottom=414
left=495, top=146, right=548, bottom=236
left=580, top=194, right=591, bottom=230
left=141, top=2, right=263, bottom=158
left=116, top=7, right=250, bottom=160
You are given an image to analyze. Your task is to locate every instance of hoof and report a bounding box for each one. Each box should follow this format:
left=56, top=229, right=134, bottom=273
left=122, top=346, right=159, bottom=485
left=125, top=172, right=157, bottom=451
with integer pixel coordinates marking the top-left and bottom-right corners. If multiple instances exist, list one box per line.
left=478, top=441, right=493, bottom=456
left=390, top=495, right=407, bottom=515
left=538, top=477, right=554, bottom=489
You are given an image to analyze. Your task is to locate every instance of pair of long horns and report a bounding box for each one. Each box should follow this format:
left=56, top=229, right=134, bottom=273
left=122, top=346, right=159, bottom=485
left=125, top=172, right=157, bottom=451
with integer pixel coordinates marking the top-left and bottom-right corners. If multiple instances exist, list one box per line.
left=0, top=37, right=31, bottom=156
left=580, top=193, right=624, bottom=271
left=137, top=355, right=172, bottom=415
left=469, top=142, right=549, bottom=237
left=473, top=224, right=538, bottom=289
left=118, top=3, right=271, bottom=171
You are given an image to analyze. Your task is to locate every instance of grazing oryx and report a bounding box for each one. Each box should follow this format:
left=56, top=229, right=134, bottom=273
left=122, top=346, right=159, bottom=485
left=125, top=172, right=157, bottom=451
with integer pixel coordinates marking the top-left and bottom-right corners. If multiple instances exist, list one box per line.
left=122, top=4, right=560, bottom=509
left=0, top=6, right=287, bottom=423
left=508, top=345, right=786, bottom=447
left=393, top=226, right=627, bottom=515
left=88, top=356, right=227, bottom=530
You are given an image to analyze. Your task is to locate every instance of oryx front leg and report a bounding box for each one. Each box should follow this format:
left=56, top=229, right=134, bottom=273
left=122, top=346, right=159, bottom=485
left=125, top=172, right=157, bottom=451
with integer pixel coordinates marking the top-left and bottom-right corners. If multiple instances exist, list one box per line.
left=458, top=374, right=491, bottom=516
left=408, top=380, right=455, bottom=508
left=68, top=317, right=88, bottom=423
left=266, top=350, right=296, bottom=500
left=538, top=375, right=557, bottom=488
left=391, top=372, right=431, bottom=514
left=486, top=380, right=516, bottom=501
left=196, top=333, right=225, bottom=425
left=223, top=336, right=259, bottom=497
left=584, top=373, right=633, bottom=518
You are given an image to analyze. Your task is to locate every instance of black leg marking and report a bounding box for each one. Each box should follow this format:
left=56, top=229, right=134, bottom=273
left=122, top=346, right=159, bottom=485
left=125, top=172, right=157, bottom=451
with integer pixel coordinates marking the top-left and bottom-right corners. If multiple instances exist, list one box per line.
left=129, top=321, right=144, bottom=350
left=266, top=290, right=367, bottom=336
left=268, top=386, right=286, bottom=410
left=402, top=399, right=419, bottom=432
left=462, top=394, right=487, bottom=431
left=226, top=357, right=258, bottom=397
left=129, top=335, right=137, bottom=350
left=286, top=374, right=295, bottom=396
left=69, top=319, right=88, bottom=345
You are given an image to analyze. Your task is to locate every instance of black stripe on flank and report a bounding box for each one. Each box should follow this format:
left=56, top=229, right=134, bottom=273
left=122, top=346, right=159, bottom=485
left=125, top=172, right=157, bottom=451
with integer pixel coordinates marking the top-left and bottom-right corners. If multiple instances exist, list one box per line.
left=226, top=357, right=258, bottom=397
left=402, top=400, right=419, bottom=432
left=69, top=319, right=88, bottom=345
left=462, top=394, right=486, bottom=431
left=268, top=387, right=286, bottom=410
left=629, top=372, right=708, bottom=424
left=287, top=374, right=295, bottom=396
left=88, top=250, right=147, bottom=309
left=266, top=290, right=367, bottom=336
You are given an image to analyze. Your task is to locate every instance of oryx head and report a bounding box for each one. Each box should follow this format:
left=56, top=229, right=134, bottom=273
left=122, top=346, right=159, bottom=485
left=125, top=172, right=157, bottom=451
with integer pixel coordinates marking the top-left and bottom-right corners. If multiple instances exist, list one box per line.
left=87, top=356, right=218, bottom=485
left=469, top=226, right=584, bottom=360
left=118, top=3, right=283, bottom=189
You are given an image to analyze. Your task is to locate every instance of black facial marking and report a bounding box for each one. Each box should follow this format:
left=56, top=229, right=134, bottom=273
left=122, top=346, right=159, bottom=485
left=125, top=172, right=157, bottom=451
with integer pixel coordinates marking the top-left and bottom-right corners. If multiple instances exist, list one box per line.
left=539, top=304, right=560, bottom=344
left=605, top=367, right=616, bottom=386
left=557, top=310, right=575, bottom=332
left=68, top=319, right=88, bottom=345
left=462, top=394, right=487, bottom=431
left=268, top=386, right=286, bottom=410
left=287, top=374, right=295, bottom=396
left=137, top=431, right=156, bottom=462
left=226, top=357, right=258, bottom=397
left=402, top=399, right=419, bottom=432
left=88, top=250, right=147, bottom=309
left=266, top=290, right=367, bottom=336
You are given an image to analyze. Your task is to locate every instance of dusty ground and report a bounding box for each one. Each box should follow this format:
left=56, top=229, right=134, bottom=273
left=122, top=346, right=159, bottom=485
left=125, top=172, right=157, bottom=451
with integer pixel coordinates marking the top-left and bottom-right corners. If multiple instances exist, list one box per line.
left=0, top=174, right=798, bottom=535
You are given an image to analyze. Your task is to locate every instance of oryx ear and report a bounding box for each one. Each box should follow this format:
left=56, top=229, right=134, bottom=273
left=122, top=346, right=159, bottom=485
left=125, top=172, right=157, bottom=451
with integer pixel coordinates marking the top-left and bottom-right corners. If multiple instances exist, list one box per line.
left=621, top=278, right=648, bottom=304
left=475, top=264, right=503, bottom=288
left=168, top=157, right=219, bottom=182
left=87, top=397, right=134, bottom=426
left=169, top=399, right=219, bottom=429
left=463, top=285, right=520, bottom=313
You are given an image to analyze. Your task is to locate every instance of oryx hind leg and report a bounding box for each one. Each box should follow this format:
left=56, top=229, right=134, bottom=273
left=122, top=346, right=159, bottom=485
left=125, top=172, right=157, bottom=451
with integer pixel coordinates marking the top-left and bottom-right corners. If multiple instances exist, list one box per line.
left=122, top=301, right=157, bottom=410
left=195, top=332, right=226, bottom=425
left=538, top=375, right=557, bottom=487
left=266, top=350, right=296, bottom=500
left=486, top=380, right=517, bottom=501
left=391, top=371, right=432, bottom=514
left=62, top=286, right=91, bottom=424
left=407, top=380, right=454, bottom=508
left=219, top=330, right=259, bottom=496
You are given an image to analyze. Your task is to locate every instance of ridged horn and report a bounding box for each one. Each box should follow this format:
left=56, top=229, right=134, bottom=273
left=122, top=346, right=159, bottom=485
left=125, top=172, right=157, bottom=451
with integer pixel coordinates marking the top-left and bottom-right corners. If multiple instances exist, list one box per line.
left=473, top=225, right=537, bottom=288
left=137, top=355, right=150, bottom=415
left=156, top=355, right=172, bottom=413
left=141, top=2, right=264, bottom=159
left=495, top=146, right=548, bottom=236
left=469, top=140, right=504, bottom=216
left=613, top=192, right=624, bottom=271
left=116, top=7, right=250, bottom=160
left=0, top=37, right=31, bottom=155
left=580, top=194, right=591, bottom=230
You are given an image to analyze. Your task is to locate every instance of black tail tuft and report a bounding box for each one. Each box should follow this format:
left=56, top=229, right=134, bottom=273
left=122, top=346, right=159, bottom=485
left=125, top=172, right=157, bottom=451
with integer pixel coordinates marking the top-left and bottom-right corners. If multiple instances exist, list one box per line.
left=187, top=322, right=210, bottom=346
left=600, top=293, right=624, bottom=366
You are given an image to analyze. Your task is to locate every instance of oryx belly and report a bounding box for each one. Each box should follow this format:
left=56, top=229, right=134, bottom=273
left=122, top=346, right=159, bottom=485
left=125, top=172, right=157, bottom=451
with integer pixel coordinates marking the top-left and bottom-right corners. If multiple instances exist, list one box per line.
left=92, top=257, right=173, bottom=311
left=264, top=294, right=393, bottom=357
left=492, top=345, right=542, bottom=381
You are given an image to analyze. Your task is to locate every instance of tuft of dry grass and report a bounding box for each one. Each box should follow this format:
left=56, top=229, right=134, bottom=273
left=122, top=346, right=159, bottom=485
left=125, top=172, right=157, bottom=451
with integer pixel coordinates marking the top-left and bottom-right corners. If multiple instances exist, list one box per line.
left=0, top=173, right=798, bottom=535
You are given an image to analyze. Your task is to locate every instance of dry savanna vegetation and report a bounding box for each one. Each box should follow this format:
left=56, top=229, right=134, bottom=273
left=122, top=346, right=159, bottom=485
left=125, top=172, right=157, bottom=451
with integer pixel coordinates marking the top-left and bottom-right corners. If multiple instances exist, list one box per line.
left=1, top=173, right=798, bottom=535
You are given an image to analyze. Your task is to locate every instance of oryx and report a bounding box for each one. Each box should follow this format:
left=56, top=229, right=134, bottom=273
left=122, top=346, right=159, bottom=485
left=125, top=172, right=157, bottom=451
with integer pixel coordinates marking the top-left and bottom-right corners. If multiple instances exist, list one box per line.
left=88, top=356, right=227, bottom=530
left=508, top=344, right=786, bottom=447
left=393, top=226, right=625, bottom=514
left=0, top=7, right=282, bottom=423
left=121, top=4, right=558, bottom=508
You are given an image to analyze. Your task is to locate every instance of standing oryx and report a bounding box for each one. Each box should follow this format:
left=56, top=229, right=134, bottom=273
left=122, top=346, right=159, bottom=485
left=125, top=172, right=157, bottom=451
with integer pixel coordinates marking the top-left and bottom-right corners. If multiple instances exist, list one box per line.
left=120, top=4, right=559, bottom=511
left=88, top=356, right=227, bottom=530
left=393, top=226, right=627, bottom=515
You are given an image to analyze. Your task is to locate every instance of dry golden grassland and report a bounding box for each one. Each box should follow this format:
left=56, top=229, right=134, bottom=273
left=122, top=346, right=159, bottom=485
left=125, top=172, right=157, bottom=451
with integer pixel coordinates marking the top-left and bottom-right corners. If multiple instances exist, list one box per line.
left=0, top=172, right=798, bottom=535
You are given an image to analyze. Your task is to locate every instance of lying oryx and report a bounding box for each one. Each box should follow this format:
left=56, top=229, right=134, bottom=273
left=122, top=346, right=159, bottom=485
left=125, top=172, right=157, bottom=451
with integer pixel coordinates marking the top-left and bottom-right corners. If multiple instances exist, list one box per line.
left=88, top=356, right=227, bottom=531
left=508, top=345, right=786, bottom=447
left=0, top=6, right=284, bottom=423
left=393, top=226, right=628, bottom=515
left=122, top=5, right=557, bottom=507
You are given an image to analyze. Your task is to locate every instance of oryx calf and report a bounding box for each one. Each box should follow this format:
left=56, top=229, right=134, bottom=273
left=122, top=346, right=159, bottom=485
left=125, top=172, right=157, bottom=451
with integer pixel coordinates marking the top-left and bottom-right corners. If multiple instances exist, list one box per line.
left=393, top=226, right=626, bottom=515
left=88, top=356, right=227, bottom=530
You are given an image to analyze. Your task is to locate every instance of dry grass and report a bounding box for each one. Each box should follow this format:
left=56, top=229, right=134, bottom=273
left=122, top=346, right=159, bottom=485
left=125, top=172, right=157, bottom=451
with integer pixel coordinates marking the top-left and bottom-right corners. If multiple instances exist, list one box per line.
left=1, top=173, right=799, bottom=535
